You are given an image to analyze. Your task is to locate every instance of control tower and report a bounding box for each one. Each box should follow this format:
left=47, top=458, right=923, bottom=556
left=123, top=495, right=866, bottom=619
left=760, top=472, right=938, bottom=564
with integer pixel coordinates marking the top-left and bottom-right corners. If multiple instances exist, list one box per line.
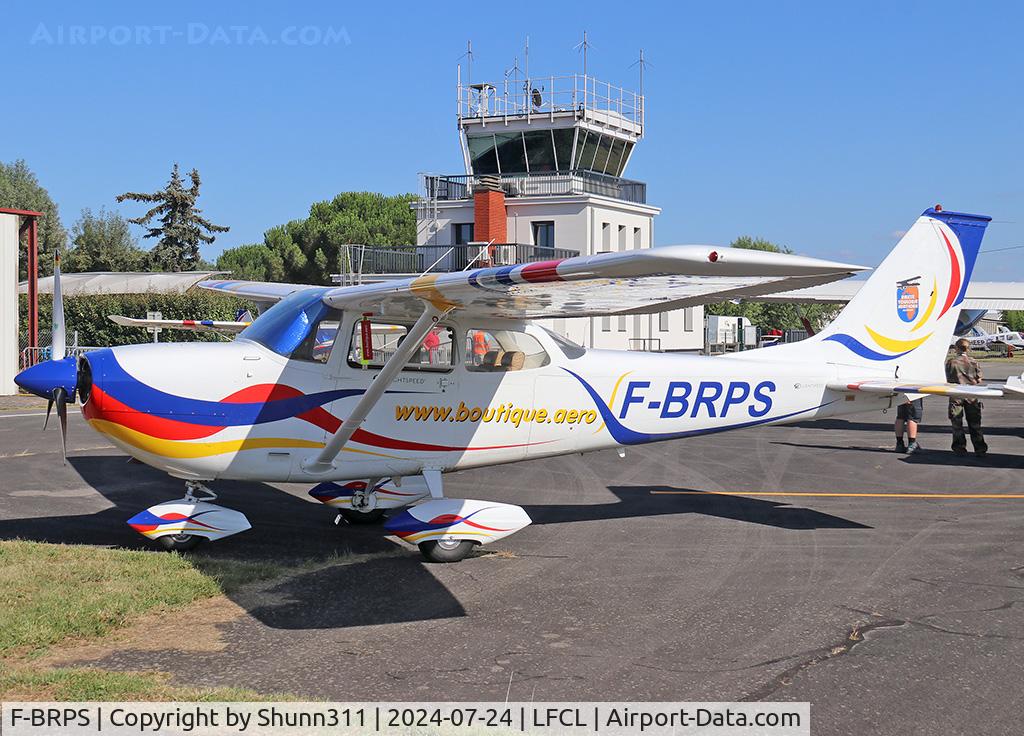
left=415, top=57, right=701, bottom=351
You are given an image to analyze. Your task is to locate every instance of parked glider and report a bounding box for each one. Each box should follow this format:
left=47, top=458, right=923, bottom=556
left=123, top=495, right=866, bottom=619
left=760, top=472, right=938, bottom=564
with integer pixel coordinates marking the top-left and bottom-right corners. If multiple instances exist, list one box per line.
left=16, top=208, right=1019, bottom=562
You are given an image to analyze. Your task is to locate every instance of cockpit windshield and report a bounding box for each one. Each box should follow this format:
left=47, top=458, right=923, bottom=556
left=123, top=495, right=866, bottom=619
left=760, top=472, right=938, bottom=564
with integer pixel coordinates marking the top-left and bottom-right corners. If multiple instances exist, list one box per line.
left=238, top=288, right=340, bottom=362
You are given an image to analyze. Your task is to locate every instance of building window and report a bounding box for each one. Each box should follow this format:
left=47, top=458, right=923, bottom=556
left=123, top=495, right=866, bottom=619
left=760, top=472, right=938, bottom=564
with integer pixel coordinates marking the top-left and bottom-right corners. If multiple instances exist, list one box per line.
left=532, top=221, right=555, bottom=248
left=659, top=312, right=669, bottom=332
left=617, top=316, right=626, bottom=332
left=601, top=222, right=611, bottom=250
left=684, top=307, right=694, bottom=332
left=618, top=225, right=626, bottom=251
left=634, top=227, right=642, bottom=249
left=453, top=223, right=475, bottom=245
left=601, top=317, right=611, bottom=332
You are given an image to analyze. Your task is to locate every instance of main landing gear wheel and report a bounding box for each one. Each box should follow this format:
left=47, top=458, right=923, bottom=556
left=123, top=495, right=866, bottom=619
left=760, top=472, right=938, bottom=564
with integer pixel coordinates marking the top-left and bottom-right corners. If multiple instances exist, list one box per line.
left=418, top=538, right=475, bottom=563
left=338, top=508, right=386, bottom=525
left=157, top=533, right=203, bottom=552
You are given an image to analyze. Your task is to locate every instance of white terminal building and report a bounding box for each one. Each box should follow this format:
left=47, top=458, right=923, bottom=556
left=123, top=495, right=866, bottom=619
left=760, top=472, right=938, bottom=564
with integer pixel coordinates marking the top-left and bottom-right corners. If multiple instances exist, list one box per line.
left=411, top=66, right=703, bottom=351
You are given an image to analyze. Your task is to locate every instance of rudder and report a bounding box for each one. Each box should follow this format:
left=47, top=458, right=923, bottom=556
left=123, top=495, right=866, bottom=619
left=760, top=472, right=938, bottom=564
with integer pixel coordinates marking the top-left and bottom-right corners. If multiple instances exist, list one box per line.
left=802, top=207, right=990, bottom=379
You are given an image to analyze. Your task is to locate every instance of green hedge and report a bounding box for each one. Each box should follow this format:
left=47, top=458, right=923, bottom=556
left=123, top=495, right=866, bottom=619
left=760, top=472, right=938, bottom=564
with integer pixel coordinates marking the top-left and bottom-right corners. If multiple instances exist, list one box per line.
left=18, top=292, right=258, bottom=348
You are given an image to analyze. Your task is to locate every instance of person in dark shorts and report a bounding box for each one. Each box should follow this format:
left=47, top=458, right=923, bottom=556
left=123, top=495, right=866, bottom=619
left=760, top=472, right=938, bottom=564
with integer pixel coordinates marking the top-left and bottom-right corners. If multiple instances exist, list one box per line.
left=894, top=397, right=924, bottom=454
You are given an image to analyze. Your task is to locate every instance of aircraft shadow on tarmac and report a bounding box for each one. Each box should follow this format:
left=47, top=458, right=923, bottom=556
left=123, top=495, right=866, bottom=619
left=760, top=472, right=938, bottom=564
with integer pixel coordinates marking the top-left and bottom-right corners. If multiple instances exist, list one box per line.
left=0, top=456, right=868, bottom=632
left=787, top=418, right=1024, bottom=438
left=770, top=439, right=1024, bottom=469
left=524, top=486, right=871, bottom=530
left=0, top=455, right=468, bottom=630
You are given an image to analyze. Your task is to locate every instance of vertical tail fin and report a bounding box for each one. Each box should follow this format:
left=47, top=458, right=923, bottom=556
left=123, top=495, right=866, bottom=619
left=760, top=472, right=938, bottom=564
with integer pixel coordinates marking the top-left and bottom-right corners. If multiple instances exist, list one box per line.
left=808, top=208, right=990, bottom=379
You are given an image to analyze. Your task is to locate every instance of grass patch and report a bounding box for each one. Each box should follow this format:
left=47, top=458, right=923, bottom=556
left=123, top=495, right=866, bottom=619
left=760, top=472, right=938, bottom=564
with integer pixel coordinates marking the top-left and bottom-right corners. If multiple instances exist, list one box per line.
left=0, top=540, right=223, bottom=660
left=0, top=665, right=280, bottom=701
left=0, top=540, right=395, bottom=700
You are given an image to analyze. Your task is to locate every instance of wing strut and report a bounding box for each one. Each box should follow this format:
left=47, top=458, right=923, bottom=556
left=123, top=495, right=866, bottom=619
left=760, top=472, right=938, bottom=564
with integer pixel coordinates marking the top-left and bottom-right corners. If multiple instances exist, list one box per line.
left=303, top=302, right=444, bottom=474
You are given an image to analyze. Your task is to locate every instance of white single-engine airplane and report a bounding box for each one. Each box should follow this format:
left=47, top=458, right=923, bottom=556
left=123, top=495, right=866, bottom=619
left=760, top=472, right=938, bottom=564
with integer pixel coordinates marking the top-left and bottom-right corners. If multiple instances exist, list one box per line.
left=16, top=207, right=1022, bottom=562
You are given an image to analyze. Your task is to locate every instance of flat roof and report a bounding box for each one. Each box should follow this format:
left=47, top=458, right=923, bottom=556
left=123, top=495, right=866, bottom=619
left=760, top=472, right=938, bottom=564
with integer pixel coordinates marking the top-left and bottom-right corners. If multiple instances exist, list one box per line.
left=17, top=271, right=226, bottom=296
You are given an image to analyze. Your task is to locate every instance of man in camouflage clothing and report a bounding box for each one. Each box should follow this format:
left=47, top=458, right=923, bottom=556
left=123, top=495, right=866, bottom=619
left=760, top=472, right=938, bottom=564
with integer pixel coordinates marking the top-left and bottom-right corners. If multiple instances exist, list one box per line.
left=945, top=338, right=988, bottom=457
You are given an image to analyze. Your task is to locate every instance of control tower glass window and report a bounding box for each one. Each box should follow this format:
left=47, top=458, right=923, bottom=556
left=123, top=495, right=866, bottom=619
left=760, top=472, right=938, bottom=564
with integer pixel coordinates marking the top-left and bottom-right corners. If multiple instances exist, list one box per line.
left=592, top=135, right=613, bottom=174
left=468, top=134, right=499, bottom=175
left=615, top=142, right=634, bottom=176
left=552, top=129, right=574, bottom=171
left=524, top=130, right=556, bottom=173
left=606, top=138, right=625, bottom=175
left=576, top=130, right=599, bottom=170
left=495, top=132, right=527, bottom=174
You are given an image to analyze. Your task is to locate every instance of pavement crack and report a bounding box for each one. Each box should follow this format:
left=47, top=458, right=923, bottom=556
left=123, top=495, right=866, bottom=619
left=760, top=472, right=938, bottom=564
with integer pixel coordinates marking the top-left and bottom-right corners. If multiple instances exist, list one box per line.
left=742, top=617, right=906, bottom=701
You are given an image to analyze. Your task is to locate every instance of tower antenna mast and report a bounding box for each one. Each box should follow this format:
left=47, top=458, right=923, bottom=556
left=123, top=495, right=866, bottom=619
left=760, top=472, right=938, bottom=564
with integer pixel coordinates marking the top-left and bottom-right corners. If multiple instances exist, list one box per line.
left=458, top=40, right=474, bottom=83
left=573, top=31, right=594, bottom=77
left=630, top=48, right=652, bottom=98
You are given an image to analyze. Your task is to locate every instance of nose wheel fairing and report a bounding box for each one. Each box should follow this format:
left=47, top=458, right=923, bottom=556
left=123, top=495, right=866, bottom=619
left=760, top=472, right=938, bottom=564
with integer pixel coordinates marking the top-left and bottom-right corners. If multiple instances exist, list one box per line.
left=126, top=499, right=251, bottom=544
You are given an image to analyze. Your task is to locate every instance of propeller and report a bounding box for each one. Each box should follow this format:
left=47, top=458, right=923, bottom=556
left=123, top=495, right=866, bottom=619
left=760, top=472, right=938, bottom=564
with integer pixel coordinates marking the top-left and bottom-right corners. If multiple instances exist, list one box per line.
left=15, top=251, right=77, bottom=465
left=44, top=386, right=70, bottom=464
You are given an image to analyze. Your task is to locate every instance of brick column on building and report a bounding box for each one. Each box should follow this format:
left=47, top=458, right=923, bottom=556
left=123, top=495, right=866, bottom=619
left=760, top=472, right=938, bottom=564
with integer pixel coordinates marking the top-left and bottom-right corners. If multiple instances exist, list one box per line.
left=473, top=175, right=507, bottom=260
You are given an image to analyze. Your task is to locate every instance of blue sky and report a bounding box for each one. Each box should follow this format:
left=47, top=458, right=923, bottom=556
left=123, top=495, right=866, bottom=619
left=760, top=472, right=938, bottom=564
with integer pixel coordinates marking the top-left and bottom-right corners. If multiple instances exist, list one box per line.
left=2, top=1, right=1022, bottom=277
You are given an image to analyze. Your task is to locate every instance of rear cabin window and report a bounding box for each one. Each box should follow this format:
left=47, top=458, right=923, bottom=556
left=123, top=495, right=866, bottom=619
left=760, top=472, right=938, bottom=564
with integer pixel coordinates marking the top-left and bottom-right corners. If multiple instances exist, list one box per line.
left=465, top=329, right=551, bottom=372
left=347, top=322, right=455, bottom=372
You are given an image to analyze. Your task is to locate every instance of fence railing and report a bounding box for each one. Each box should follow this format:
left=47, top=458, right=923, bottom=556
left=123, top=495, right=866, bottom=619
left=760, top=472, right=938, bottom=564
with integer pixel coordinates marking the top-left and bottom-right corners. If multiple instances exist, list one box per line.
left=458, top=73, right=643, bottom=129
left=423, top=170, right=646, bottom=205
left=19, top=345, right=99, bottom=370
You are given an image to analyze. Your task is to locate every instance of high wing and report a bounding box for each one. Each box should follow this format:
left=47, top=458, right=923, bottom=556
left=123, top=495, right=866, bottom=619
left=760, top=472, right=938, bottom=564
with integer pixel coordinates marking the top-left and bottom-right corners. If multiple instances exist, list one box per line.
left=826, top=379, right=1022, bottom=400
left=758, top=280, right=1024, bottom=311
left=318, top=246, right=867, bottom=319
left=197, top=279, right=320, bottom=307
left=109, top=315, right=250, bottom=334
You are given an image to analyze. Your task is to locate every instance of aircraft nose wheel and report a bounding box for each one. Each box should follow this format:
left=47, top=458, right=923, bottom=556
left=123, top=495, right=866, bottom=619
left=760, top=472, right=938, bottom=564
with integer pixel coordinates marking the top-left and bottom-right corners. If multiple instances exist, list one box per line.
left=418, top=538, right=476, bottom=563
left=157, top=533, right=203, bottom=552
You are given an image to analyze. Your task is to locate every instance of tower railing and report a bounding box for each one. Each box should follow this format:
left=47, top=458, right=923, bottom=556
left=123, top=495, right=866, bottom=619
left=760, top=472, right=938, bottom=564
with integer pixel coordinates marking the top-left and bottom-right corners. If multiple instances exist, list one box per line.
left=423, top=170, right=647, bottom=205
left=458, top=74, right=644, bottom=132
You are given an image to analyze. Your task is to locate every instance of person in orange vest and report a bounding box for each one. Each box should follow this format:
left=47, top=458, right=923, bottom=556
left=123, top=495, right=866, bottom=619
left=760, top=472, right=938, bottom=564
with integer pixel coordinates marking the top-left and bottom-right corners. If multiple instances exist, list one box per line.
left=471, top=330, right=489, bottom=366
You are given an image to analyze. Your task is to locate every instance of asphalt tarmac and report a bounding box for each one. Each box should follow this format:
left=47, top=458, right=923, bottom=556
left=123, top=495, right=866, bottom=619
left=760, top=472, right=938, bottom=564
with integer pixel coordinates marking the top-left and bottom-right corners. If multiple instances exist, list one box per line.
left=1, top=364, right=1022, bottom=735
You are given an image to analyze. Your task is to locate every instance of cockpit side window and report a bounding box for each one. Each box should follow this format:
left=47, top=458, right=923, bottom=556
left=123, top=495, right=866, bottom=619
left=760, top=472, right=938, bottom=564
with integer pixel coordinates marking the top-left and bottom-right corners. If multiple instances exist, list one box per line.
left=347, top=321, right=455, bottom=372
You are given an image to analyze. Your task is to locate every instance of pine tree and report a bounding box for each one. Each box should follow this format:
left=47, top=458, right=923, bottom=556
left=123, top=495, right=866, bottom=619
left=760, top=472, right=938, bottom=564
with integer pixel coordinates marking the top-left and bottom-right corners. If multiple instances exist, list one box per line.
left=116, top=164, right=229, bottom=271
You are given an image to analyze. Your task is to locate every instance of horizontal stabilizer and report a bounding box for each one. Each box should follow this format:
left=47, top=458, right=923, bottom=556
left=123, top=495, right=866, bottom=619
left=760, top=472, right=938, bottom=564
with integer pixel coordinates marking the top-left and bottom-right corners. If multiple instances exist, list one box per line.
left=109, top=315, right=250, bottom=334
left=828, top=379, right=1006, bottom=399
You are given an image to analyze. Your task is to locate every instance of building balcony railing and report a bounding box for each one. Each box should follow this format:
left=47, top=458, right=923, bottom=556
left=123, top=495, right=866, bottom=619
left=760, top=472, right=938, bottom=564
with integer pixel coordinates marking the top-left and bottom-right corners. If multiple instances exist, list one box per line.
left=458, top=73, right=643, bottom=131
left=423, top=169, right=647, bottom=205
left=337, top=243, right=580, bottom=278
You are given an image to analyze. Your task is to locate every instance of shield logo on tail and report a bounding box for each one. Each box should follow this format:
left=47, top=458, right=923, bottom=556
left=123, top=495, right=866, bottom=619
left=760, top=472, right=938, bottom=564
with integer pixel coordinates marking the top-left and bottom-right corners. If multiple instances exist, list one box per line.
left=896, top=281, right=920, bottom=322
